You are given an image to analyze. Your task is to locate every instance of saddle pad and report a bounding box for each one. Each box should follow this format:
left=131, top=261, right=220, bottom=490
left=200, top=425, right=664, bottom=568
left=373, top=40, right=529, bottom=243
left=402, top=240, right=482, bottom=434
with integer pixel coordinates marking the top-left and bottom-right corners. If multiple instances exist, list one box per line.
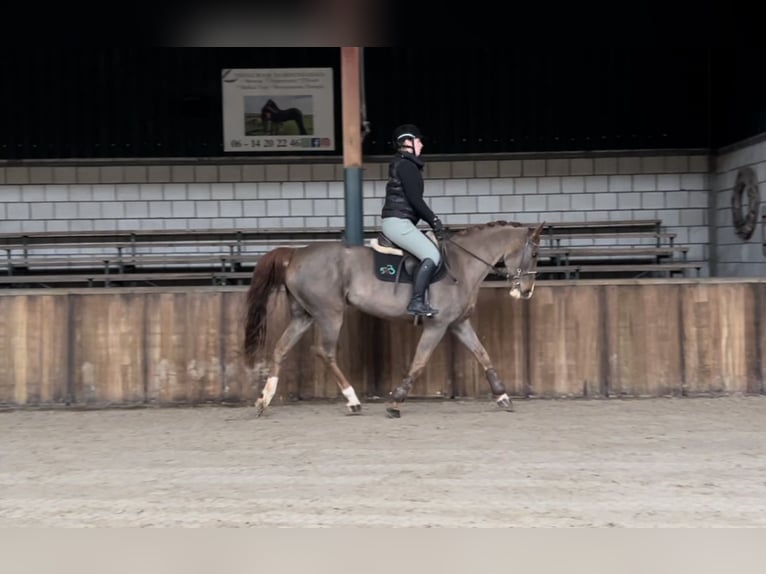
left=372, top=250, right=449, bottom=284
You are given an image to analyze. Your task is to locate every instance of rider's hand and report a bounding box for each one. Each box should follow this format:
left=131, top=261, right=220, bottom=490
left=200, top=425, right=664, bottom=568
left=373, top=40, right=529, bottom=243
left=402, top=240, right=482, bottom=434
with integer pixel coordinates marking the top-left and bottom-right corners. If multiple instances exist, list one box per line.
left=432, top=218, right=447, bottom=240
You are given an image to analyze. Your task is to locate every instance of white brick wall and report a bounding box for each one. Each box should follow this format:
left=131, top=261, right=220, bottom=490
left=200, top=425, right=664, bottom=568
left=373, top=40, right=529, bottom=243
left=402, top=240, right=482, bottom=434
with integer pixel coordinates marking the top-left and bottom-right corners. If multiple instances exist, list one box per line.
left=5, top=148, right=764, bottom=277
left=714, top=137, right=766, bottom=277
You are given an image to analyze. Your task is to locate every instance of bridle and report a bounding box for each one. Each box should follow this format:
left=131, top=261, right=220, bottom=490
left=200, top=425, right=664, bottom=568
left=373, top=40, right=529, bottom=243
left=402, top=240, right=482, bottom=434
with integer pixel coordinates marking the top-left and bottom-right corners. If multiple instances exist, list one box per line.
left=445, top=232, right=538, bottom=288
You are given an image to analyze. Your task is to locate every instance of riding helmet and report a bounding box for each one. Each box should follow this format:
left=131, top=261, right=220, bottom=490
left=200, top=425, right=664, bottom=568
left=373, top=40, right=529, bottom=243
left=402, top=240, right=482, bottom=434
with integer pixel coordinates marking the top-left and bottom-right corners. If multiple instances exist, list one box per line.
left=392, top=124, right=423, bottom=148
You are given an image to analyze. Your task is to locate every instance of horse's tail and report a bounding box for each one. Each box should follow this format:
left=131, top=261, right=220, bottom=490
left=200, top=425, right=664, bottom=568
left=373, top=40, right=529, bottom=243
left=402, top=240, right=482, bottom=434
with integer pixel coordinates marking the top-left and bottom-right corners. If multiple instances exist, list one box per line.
left=243, top=246, right=294, bottom=364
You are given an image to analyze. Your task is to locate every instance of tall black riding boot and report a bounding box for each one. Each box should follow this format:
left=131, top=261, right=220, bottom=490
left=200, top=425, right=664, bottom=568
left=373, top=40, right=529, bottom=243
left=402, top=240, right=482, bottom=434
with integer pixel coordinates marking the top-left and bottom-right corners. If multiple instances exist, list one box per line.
left=407, top=258, right=439, bottom=317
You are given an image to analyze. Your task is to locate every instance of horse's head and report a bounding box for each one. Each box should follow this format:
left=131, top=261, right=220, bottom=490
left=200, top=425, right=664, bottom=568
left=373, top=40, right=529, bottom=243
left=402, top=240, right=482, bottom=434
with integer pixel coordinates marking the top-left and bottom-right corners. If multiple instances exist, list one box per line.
left=504, top=222, right=544, bottom=299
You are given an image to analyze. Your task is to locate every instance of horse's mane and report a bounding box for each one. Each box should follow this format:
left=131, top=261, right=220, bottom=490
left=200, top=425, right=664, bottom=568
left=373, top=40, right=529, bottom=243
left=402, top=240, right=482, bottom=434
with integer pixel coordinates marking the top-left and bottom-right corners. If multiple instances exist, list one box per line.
left=455, top=220, right=523, bottom=236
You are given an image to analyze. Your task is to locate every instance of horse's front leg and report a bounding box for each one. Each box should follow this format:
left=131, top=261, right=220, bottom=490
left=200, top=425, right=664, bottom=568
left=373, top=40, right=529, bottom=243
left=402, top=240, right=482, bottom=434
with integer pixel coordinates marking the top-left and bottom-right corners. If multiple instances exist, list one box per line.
left=387, top=324, right=448, bottom=418
left=450, top=319, right=514, bottom=411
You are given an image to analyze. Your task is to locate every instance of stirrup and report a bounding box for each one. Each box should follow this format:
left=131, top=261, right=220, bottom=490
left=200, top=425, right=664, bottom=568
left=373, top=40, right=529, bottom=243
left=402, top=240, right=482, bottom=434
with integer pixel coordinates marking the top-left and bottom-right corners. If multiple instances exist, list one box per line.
left=406, top=303, right=439, bottom=317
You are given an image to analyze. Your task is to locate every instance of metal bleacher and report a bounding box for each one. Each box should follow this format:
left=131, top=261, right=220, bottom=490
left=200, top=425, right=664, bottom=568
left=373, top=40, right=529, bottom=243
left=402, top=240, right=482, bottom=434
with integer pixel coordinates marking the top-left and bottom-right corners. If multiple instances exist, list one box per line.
left=0, top=219, right=701, bottom=288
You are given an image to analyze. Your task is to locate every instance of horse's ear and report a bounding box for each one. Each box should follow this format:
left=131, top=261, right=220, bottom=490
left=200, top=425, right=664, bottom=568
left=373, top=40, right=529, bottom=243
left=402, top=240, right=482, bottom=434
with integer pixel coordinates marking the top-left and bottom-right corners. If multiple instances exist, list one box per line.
left=532, top=221, right=545, bottom=240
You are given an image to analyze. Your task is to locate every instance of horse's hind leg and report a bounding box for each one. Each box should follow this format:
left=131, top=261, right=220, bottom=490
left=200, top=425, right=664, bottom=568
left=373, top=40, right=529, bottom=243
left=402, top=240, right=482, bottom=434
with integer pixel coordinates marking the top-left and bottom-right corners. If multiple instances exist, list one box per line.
left=314, top=311, right=362, bottom=414
left=387, top=324, right=448, bottom=418
left=450, top=319, right=513, bottom=411
left=255, top=306, right=313, bottom=416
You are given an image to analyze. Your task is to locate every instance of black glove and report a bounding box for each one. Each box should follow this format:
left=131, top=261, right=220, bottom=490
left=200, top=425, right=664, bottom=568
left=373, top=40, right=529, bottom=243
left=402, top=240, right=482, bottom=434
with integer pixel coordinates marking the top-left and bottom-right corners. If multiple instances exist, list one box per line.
left=432, top=218, right=447, bottom=240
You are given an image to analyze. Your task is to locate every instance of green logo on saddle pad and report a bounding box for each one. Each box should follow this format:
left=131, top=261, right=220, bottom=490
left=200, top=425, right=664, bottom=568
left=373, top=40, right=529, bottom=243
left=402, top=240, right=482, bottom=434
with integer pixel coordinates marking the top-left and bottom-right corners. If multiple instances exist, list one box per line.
left=379, top=264, right=396, bottom=275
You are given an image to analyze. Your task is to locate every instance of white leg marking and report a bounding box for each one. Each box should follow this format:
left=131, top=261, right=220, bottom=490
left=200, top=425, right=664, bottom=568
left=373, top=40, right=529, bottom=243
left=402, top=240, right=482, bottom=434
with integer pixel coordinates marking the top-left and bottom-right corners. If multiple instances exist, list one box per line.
left=496, top=392, right=510, bottom=405
left=262, top=376, right=278, bottom=407
left=342, top=386, right=361, bottom=407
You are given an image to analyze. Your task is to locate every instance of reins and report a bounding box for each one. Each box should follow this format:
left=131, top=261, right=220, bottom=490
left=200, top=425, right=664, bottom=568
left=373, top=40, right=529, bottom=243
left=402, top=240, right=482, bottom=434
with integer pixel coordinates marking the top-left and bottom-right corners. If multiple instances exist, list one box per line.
left=443, top=232, right=537, bottom=286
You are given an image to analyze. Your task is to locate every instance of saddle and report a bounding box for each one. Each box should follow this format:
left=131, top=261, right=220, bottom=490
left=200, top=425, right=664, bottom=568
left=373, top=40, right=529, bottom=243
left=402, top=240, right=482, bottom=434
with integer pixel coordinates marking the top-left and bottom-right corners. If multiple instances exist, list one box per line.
left=369, top=231, right=449, bottom=284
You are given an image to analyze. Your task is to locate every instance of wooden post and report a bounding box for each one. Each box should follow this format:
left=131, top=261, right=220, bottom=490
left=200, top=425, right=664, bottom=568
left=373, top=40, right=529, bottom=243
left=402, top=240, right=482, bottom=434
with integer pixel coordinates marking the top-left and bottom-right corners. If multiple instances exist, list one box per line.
left=341, top=47, right=364, bottom=245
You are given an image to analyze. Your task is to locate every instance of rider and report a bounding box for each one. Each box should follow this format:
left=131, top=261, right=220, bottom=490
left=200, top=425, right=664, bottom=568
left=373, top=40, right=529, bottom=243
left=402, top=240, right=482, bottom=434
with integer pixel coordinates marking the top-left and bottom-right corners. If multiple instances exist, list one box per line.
left=381, top=124, right=445, bottom=317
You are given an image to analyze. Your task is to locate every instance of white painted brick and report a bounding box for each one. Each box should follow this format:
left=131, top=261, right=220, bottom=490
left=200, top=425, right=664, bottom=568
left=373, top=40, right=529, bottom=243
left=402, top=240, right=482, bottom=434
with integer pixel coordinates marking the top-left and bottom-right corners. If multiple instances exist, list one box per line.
left=594, top=157, right=617, bottom=174
left=445, top=180, right=468, bottom=196
left=500, top=196, right=524, bottom=213
left=523, top=159, right=545, bottom=176
left=657, top=174, right=681, bottom=191
left=257, top=183, right=282, bottom=199
left=681, top=174, right=706, bottom=190
left=0, top=220, right=22, bottom=232
left=0, top=186, right=21, bottom=200
left=290, top=199, right=313, bottom=216
left=312, top=199, right=337, bottom=216
left=425, top=180, right=445, bottom=196
left=241, top=165, right=265, bottom=182
left=608, top=175, right=631, bottom=192
left=305, top=182, right=328, bottom=198
left=116, top=185, right=141, bottom=201
left=688, top=191, right=709, bottom=208
left=280, top=217, right=305, bottom=227
left=149, top=202, right=172, bottom=218
left=655, top=210, right=680, bottom=226
left=490, top=179, right=514, bottom=194
left=100, top=166, right=123, bottom=184
left=78, top=202, right=101, bottom=218
left=593, top=193, right=617, bottom=210
left=681, top=209, right=706, bottom=226
left=477, top=196, right=500, bottom=213
left=641, top=192, right=665, bottom=209
left=187, top=184, right=211, bottom=199
left=148, top=165, right=171, bottom=182
left=171, top=201, right=198, bottom=217
left=665, top=191, right=690, bottom=208
left=243, top=200, right=266, bottom=216
left=328, top=182, right=344, bottom=198
left=101, top=203, right=125, bottom=218
left=305, top=216, right=329, bottom=227
left=640, top=156, right=664, bottom=173
left=195, top=165, right=218, bottom=182
left=475, top=160, right=498, bottom=178
left=561, top=176, right=584, bottom=193
left=499, top=160, right=522, bottom=177
left=570, top=158, right=593, bottom=175
left=280, top=182, right=304, bottom=199
left=162, top=184, right=187, bottom=200
left=220, top=200, right=242, bottom=217
left=219, top=165, right=242, bottom=182
left=233, top=183, right=258, bottom=199
left=53, top=203, right=76, bottom=219
left=125, top=202, right=149, bottom=218
left=665, top=156, right=689, bottom=173
left=53, top=167, right=77, bottom=184
left=138, top=184, right=164, bottom=200
left=68, top=185, right=93, bottom=201
left=210, top=183, right=234, bottom=199
left=467, top=179, right=490, bottom=196
left=617, top=156, right=640, bottom=174
left=31, top=203, right=54, bottom=219
left=538, top=177, right=561, bottom=194
left=265, top=200, right=289, bottom=216
left=430, top=197, right=454, bottom=213
left=22, top=186, right=46, bottom=201
left=585, top=176, right=608, bottom=193
left=452, top=161, right=474, bottom=178
left=454, top=196, right=477, bottom=213
left=548, top=195, right=570, bottom=210
left=21, top=220, right=45, bottom=232
left=632, top=175, right=656, bottom=191
left=515, top=178, right=537, bottom=195
left=524, top=196, right=546, bottom=211
left=546, top=159, right=569, bottom=176
left=363, top=197, right=383, bottom=214
left=571, top=195, right=594, bottom=210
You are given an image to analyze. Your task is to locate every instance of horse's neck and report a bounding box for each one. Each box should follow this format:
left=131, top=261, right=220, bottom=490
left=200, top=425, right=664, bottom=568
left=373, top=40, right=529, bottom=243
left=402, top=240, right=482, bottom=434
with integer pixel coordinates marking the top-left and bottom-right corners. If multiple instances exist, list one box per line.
left=449, top=229, right=511, bottom=283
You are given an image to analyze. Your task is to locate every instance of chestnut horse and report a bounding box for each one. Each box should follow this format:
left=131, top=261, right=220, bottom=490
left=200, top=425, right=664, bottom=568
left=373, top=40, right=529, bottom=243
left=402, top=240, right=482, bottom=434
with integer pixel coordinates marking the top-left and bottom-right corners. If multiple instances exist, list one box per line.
left=243, top=220, right=544, bottom=418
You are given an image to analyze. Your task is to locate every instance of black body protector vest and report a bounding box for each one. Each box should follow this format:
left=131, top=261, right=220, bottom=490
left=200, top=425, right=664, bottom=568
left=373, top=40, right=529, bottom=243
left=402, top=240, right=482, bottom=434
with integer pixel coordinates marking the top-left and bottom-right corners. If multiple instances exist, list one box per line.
left=381, top=156, right=418, bottom=223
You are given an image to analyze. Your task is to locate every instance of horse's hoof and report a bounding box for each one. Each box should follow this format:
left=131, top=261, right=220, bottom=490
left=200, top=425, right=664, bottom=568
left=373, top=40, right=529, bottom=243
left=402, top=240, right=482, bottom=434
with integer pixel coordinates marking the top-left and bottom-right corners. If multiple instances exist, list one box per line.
left=254, top=399, right=265, bottom=417
left=496, top=394, right=514, bottom=412
left=386, top=407, right=401, bottom=418
left=347, top=403, right=362, bottom=415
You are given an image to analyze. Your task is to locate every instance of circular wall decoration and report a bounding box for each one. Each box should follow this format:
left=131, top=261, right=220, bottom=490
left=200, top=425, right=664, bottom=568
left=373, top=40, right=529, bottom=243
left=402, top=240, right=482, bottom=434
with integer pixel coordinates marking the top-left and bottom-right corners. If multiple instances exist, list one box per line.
left=731, top=166, right=760, bottom=240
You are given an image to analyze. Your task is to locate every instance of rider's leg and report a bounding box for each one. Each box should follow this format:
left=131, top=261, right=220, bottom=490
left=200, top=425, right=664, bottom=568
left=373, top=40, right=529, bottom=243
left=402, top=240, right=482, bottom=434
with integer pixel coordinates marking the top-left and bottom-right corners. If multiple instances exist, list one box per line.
left=381, top=218, right=441, bottom=316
